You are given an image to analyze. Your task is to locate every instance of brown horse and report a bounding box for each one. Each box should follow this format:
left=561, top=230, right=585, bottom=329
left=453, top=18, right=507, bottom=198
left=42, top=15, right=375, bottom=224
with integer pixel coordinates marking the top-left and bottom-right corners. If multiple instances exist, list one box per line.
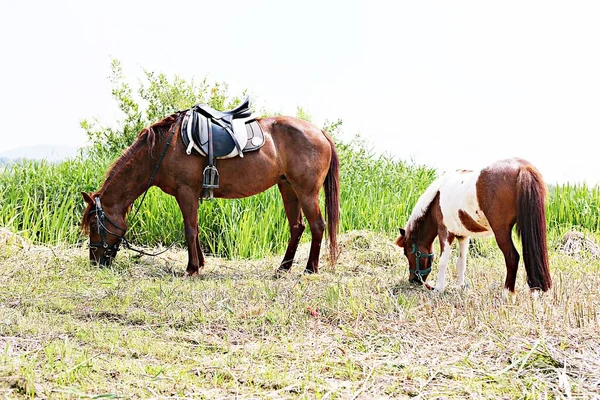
left=81, top=112, right=340, bottom=275
left=395, top=158, right=551, bottom=297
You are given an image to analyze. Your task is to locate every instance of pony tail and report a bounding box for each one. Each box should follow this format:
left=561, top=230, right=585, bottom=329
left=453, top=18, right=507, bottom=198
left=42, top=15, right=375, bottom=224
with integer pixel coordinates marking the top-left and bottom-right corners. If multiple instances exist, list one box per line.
left=516, top=166, right=552, bottom=291
left=323, top=132, right=340, bottom=265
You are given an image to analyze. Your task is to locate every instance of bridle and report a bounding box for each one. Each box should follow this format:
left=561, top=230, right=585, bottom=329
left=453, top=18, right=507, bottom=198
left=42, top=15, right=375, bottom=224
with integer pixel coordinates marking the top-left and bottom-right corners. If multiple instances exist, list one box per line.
left=88, top=196, right=176, bottom=261
left=87, top=114, right=181, bottom=262
left=410, top=242, right=435, bottom=283
left=88, top=196, right=125, bottom=260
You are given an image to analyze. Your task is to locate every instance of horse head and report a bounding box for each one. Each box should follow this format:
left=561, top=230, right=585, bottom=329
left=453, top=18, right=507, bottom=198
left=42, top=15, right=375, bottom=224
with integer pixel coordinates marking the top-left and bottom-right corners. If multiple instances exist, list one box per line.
left=81, top=192, right=127, bottom=267
left=395, top=228, right=434, bottom=286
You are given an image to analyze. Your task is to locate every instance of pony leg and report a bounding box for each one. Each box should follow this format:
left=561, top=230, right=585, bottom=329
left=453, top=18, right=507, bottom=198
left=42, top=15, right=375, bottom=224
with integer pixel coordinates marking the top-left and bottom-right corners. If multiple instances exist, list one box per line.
left=493, top=227, right=520, bottom=293
left=298, top=193, right=326, bottom=274
left=433, top=236, right=454, bottom=292
left=175, top=187, right=202, bottom=275
left=277, top=182, right=305, bottom=272
left=456, top=237, right=470, bottom=287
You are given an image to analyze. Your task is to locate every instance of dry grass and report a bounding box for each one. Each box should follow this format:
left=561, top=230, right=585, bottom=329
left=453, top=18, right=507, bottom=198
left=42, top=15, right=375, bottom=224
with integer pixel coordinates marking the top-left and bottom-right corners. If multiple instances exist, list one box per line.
left=1, top=230, right=599, bottom=399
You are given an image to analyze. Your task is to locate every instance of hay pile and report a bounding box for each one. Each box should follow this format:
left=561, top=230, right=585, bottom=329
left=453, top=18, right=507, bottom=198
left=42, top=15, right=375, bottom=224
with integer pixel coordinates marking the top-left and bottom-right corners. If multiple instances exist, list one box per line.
left=0, top=227, right=29, bottom=251
left=558, top=231, right=600, bottom=259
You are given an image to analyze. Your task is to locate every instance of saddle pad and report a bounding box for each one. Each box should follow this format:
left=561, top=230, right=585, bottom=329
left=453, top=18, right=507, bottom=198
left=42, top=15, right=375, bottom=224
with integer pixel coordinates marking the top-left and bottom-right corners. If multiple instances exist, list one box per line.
left=181, top=110, right=265, bottom=159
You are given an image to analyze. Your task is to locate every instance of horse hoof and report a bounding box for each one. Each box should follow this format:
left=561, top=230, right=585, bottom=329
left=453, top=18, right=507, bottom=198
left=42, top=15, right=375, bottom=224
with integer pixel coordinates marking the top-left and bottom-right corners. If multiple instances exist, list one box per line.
left=303, top=268, right=316, bottom=275
left=274, top=268, right=289, bottom=279
left=432, top=285, right=445, bottom=293
left=502, top=288, right=517, bottom=304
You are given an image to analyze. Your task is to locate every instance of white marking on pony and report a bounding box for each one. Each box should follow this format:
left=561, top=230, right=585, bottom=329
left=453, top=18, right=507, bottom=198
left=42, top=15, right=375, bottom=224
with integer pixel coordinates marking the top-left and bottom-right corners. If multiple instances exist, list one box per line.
left=456, top=237, right=469, bottom=287
left=438, top=170, right=494, bottom=239
left=433, top=239, right=452, bottom=292
left=406, top=174, right=446, bottom=232
left=502, top=288, right=517, bottom=304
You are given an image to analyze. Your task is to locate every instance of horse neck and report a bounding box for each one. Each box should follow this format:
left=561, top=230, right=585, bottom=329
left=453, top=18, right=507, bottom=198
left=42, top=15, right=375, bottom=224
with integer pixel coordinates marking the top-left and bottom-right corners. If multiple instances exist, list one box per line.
left=407, top=212, right=439, bottom=249
left=99, top=146, right=154, bottom=216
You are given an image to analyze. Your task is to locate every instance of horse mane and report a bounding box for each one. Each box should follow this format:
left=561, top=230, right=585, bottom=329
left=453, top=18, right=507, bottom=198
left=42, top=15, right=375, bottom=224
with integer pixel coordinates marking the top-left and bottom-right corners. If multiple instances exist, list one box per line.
left=80, top=112, right=181, bottom=233
left=103, top=113, right=180, bottom=185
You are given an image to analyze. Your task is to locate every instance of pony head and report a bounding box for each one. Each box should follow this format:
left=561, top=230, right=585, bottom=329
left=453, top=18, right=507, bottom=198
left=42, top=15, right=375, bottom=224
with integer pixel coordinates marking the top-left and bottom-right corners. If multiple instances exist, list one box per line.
left=395, top=228, right=434, bottom=285
left=81, top=192, right=128, bottom=267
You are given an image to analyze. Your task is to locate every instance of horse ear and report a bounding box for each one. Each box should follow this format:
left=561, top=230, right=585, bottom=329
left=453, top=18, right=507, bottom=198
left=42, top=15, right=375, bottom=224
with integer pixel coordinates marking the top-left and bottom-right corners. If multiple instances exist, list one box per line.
left=395, top=228, right=406, bottom=247
left=81, top=192, right=94, bottom=205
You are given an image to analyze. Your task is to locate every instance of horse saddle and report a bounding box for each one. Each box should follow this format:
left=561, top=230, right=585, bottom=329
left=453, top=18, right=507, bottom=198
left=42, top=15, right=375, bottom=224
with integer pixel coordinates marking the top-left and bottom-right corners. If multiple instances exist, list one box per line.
left=181, top=97, right=265, bottom=159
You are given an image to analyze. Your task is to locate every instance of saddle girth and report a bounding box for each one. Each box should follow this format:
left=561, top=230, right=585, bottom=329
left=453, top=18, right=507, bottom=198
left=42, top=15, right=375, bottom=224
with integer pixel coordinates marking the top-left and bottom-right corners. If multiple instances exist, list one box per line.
left=202, top=121, right=219, bottom=199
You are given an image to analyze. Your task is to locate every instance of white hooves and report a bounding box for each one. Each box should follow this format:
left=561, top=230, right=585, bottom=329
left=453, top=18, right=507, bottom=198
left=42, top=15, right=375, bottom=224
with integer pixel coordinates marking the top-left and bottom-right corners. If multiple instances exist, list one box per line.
left=502, top=288, right=517, bottom=304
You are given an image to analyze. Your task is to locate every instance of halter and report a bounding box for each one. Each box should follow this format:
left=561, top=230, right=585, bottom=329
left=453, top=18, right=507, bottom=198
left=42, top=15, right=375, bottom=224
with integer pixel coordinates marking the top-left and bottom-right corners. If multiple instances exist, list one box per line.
left=410, top=242, right=435, bottom=282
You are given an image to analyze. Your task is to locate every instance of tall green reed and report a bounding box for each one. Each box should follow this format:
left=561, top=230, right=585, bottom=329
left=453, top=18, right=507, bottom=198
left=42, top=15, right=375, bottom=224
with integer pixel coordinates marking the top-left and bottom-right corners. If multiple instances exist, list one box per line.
left=1, top=147, right=599, bottom=259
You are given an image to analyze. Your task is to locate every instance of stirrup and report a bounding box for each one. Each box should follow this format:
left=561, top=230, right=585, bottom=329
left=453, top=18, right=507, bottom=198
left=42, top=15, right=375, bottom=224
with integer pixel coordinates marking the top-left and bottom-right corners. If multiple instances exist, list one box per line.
left=202, top=165, right=219, bottom=200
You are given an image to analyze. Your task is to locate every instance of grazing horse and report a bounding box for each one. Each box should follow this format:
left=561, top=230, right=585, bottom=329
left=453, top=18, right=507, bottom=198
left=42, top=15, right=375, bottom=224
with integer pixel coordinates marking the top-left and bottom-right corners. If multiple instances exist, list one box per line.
left=81, top=111, right=340, bottom=275
left=395, top=158, right=552, bottom=295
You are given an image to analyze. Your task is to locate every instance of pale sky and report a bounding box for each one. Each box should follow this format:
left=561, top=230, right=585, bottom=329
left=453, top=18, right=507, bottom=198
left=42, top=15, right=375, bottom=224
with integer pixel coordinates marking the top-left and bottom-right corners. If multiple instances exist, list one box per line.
left=1, top=1, right=599, bottom=184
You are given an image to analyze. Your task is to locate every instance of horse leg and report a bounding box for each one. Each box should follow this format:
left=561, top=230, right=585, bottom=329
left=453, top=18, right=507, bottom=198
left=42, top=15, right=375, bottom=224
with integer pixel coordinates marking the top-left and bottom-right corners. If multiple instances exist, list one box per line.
left=298, top=192, right=326, bottom=274
left=456, top=237, right=470, bottom=287
left=493, top=226, right=520, bottom=299
left=433, top=233, right=454, bottom=292
left=277, top=182, right=305, bottom=273
left=175, top=187, right=202, bottom=275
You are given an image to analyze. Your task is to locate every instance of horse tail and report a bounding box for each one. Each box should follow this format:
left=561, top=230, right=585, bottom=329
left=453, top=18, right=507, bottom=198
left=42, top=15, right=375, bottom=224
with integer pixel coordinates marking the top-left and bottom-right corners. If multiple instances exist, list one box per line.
left=516, top=164, right=552, bottom=291
left=323, top=131, right=340, bottom=265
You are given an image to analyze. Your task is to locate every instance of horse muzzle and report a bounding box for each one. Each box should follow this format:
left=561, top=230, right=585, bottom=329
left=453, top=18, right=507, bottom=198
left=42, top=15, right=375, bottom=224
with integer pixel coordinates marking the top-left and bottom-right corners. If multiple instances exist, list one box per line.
left=89, top=245, right=118, bottom=267
left=99, top=254, right=115, bottom=267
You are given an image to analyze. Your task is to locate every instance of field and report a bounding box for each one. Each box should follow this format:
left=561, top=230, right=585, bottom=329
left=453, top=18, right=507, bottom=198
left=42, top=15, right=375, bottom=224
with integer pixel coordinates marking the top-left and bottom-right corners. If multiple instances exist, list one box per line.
left=1, top=229, right=599, bottom=399
left=1, top=149, right=600, bottom=399
left=2, top=70, right=600, bottom=398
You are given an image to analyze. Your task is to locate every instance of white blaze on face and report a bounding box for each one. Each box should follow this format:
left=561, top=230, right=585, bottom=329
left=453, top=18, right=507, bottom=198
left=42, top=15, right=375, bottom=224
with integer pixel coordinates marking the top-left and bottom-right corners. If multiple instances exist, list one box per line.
left=438, top=170, right=494, bottom=238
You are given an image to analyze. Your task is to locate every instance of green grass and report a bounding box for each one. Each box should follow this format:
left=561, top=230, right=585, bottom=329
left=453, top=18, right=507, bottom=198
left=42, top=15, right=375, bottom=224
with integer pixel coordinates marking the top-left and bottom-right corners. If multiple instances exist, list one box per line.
left=1, top=230, right=599, bottom=398
left=1, top=145, right=599, bottom=259
left=0, top=145, right=438, bottom=258
left=548, top=183, right=600, bottom=232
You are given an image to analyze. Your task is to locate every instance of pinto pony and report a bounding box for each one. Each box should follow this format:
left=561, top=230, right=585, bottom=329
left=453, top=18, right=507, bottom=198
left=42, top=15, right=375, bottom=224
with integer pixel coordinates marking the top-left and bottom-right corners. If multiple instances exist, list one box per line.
left=81, top=113, right=340, bottom=275
left=395, top=158, right=551, bottom=295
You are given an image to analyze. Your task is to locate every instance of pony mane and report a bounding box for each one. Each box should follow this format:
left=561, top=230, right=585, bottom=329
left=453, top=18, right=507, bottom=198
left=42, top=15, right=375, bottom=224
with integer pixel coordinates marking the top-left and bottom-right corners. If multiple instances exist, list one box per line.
left=405, top=174, right=446, bottom=236
left=80, top=112, right=181, bottom=233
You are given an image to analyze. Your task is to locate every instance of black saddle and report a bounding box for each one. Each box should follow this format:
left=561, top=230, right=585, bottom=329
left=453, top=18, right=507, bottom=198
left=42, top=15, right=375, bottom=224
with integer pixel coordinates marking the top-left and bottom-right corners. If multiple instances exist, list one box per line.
left=180, top=97, right=265, bottom=199
left=194, top=97, right=252, bottom=122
